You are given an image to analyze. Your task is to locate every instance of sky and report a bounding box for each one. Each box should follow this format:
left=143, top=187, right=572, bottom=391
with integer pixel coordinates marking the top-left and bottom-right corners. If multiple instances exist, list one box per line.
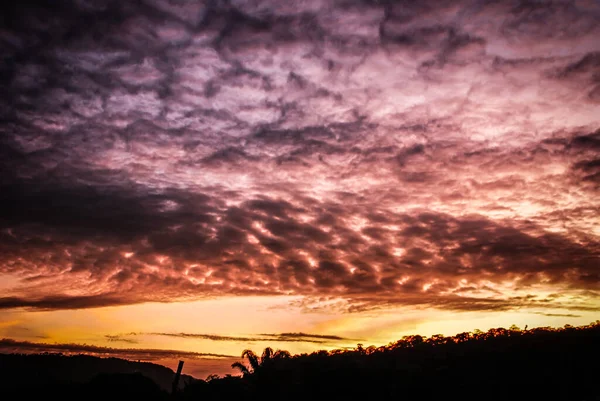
left=1, top=0, right=599, bottom=379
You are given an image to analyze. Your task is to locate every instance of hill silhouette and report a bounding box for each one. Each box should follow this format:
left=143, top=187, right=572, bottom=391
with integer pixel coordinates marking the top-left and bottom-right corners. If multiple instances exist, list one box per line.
left=0, top=352, right=194, bottom=398
left=1, top=322, right=599, bottom=400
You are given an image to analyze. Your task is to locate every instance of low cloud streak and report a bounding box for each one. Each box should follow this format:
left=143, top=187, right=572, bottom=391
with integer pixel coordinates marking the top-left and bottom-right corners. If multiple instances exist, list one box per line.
left=0, top=338, right=235, bottom=360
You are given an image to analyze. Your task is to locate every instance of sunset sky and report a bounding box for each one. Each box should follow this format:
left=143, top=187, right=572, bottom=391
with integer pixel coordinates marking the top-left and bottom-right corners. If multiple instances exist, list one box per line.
left=1, top=0, right=599, bottom=379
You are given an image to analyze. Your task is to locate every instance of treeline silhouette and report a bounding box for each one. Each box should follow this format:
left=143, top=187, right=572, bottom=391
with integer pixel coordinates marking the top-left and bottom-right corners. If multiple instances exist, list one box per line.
left=177, top=322, right=600, bottom=401
left=1, top=322, right=599, bottom=400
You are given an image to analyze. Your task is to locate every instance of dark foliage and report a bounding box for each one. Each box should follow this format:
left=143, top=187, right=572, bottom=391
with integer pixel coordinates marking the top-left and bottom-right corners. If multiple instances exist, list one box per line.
left=178, top=322, right=600, bottom=401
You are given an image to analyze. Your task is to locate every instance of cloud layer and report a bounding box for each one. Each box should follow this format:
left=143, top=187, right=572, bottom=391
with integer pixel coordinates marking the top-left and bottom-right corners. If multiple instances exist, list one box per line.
left=0, top=338, right=234, bottom=360
left=1, top=0, right=599, bottom=314
left=104, top=331, right=356, bottom=345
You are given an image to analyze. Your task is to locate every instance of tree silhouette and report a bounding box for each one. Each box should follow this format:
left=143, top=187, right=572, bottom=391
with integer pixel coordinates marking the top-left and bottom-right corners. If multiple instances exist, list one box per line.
left=231, top=347, right=291, bottom=376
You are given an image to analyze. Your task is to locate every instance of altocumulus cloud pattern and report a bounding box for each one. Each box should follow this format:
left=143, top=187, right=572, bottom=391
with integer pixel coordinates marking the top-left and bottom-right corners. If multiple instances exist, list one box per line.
left=0, top=0, right=599, bottom=314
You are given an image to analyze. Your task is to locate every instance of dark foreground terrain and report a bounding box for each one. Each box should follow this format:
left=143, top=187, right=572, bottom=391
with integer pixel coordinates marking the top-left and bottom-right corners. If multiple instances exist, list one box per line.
left=0, top=352, right=192, bottom=399
left=1, top=322, right=599, bottom=401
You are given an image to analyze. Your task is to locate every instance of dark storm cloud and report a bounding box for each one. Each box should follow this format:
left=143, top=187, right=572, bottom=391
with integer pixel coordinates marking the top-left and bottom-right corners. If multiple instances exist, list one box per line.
left=1, top=0, right=599, bottom=313
left=0, top=176, right=218, bottom=242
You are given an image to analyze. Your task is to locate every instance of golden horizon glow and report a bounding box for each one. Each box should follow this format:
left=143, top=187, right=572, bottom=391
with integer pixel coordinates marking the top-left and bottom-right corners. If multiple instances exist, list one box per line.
left=2, top=296, right=599, bottom=378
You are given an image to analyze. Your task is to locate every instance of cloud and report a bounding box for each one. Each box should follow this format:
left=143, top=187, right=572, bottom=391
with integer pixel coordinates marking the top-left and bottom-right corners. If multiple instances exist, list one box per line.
left=104, top=331, right=356, bottom=345
left=265, top=332, right=356, bottom=342
left=105, top=334, right=139, bottom=344
left=0, top=0, right=598, bottom=314
left=533, top=312, right=582, bottom=318
left=0, top=338, right=235, bottom=360
left=0, top=294, right=131, bottom=310
left=146, top=332, right=269, bottom=342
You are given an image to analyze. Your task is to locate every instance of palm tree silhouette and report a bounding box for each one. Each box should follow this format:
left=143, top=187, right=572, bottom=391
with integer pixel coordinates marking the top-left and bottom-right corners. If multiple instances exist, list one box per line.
left=231, top=347, right=291, bottom=376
